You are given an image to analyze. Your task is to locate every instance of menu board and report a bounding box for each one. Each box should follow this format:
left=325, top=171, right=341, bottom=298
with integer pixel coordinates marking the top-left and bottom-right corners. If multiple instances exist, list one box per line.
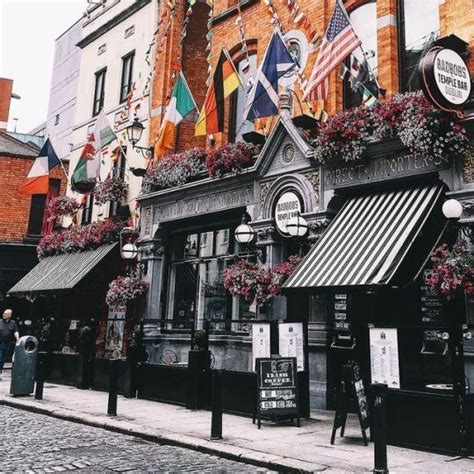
left=256, top=357, right=299, bottom=419
left=252, top=323, right=271, bottom=370
left=278, top=323, right=304, bottom=371
left=369, top=327, right=400, bottom=389
left=333, top=293, right=351, bottom=332
left=420, top=270, right=444, bottom=324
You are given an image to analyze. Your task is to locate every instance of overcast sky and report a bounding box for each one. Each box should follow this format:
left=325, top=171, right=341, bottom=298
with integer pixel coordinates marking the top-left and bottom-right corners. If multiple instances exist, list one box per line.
left=0, top=0, right=84, bottom=133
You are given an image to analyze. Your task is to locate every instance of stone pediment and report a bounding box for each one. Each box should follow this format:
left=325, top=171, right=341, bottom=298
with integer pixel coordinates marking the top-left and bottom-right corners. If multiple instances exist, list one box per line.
left=255, top=113, right=315, bottom=179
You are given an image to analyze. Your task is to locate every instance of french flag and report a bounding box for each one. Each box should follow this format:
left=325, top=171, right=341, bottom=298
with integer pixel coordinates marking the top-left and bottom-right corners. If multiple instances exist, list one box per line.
left=18, top=139, right=61, bottom=195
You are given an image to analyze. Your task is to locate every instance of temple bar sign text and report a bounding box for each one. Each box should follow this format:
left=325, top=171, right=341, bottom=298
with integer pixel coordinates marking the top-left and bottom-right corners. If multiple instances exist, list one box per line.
left=323, top=153, right=450, bottom=189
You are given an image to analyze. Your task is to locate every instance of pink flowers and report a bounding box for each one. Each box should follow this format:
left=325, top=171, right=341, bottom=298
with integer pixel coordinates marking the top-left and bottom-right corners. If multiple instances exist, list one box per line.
left=427, top=242, right=474, bottom=298
left=93, top=176, right=128, bottom=205
left=46, top=196, right=81, bottom=221
left=37, top=218, right=125, bottom=259
left=106, top=275, right=149, bottom=307
left=224, top=255, right=302, bottom=305
left=206, top=142, right=259, bottom=177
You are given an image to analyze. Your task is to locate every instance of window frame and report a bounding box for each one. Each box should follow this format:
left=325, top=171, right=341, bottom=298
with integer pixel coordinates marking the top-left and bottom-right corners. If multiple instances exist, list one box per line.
left=92, top=67, right=107, bottom=117
left=81, top=193, right=94, bottom=225
left=109, top=147, right=127, bottom=217
left=119, top=51, right=135, bottom=104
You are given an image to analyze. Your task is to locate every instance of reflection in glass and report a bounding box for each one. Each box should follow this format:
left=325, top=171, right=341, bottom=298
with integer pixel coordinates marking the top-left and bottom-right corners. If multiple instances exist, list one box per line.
left=215, top=229, right=230, bottom=256
left=199, top=231, right=214, bottom=258
left=170, top=263, right=197, bottom=322
left=401, top=0, right=440, bottom=91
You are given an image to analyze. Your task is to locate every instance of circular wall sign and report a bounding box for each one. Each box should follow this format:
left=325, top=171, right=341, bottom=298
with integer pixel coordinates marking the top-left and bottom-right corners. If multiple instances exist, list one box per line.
left=419, top=47, right=471, bottom=111
left=274, top=190, right=303, bottom=237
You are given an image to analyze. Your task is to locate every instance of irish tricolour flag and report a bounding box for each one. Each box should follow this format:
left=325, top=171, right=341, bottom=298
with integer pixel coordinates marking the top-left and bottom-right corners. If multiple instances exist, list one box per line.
left=156, top=72, right=197, bottom=158
left=72, top=110, right=116, bottom=189
left=18, top=139, right=61, bottom=195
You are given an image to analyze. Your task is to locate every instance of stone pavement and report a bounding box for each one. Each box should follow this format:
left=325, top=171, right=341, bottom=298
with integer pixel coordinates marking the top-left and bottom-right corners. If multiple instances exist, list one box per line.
left=0, top=368, right=473, bottom=473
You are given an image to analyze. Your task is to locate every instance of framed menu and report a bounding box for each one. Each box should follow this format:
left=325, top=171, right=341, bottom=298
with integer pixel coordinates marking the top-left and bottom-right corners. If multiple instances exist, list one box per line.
left=252, top=323, right=271, bottom=370
left=278, top=322, right=304, bottom=371
left=369, top=327, right=400, bottom=389
left=420, top=270, right=444, bottom=324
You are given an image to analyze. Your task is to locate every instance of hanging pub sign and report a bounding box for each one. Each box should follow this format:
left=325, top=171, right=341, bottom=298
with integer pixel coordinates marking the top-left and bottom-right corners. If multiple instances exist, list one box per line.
left=419, top=46, right=472, bottom=112
left=254, top=357, right=300, bottom=428
left=274, top=190, right=303, bottom=237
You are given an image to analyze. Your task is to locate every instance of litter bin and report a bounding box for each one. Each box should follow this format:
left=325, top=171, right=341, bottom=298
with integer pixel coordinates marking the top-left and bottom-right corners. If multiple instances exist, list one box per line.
left=10, top=336, right=38, bottom=396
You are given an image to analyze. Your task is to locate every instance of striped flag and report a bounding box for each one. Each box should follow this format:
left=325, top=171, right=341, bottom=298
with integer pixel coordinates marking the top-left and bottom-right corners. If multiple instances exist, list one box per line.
left=195, top=49, right=241, bottom=136
left=156, top=72, right=197, bottom=158
left=303, top=0, right=361, bottom=101
left=18, top=139, right=61, bottom=195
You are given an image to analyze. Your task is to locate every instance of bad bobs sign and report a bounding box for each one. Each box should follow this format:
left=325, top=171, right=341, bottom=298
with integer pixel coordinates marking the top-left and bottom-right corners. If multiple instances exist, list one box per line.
left=419, top=46, right=471, bottom=111
left=274, top=190, right=302, bottom=237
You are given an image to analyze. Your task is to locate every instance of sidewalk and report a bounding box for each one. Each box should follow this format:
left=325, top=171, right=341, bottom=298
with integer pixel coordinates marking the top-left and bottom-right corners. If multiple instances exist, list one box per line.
left=0, top=370, right=472, bottom=473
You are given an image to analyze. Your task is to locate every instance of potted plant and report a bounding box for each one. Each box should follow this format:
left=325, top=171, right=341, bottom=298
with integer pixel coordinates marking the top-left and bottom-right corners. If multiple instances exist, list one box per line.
left=93, top=176, right=128, bottom=205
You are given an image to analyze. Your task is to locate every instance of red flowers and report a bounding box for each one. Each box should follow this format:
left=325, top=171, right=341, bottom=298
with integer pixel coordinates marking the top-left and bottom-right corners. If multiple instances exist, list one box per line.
left=46, top=196, right=81, bottom=221
left=37, top=218, right=125, bottom=260
left=93, top=176, right=128, bottom=205
left=106, top=275, right=148, bottom=307
left=224, top=255, right=302, bottom=305
left=427, top=242, right=474, bottom=298
left=206, top=142, right=259, bottom=177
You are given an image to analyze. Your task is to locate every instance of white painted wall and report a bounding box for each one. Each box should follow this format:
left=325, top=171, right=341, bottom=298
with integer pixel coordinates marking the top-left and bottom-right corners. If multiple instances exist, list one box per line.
left=46, top=19, right=82, bottom=162
left=68, top=0, right=157, bottom=221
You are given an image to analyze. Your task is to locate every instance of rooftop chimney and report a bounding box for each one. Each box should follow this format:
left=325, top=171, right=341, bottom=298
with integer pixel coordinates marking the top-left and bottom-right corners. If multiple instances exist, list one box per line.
left=0, top=78, right=13, bottom=132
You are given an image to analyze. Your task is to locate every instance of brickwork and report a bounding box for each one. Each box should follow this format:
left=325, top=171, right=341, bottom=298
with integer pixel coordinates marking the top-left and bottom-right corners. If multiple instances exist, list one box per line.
left=149, top=0, right=474, bottom=153
left=0, top=154, right=68, bottom=243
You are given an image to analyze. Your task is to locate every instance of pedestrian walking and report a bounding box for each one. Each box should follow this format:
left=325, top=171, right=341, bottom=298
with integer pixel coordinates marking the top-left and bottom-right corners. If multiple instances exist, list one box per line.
left=0, top=309, right=20, bottom=380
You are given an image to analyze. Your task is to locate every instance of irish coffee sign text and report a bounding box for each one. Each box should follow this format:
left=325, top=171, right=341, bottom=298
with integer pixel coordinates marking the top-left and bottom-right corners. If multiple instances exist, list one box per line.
left=324, top=153, right=449, bottom=189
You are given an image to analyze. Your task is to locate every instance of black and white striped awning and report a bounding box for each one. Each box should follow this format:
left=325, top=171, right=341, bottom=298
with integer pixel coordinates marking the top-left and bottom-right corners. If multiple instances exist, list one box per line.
left=284, top=184, right=444, bottom=289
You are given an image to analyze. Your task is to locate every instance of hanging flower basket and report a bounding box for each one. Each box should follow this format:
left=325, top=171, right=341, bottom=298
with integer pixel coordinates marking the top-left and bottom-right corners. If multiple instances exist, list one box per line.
left=93, top=176, right=128, bottom=205
left=427, top=241, right=474, bottom=299
left=106, top=274, right=149, bottom=307
left=46, top=196, right=81, bottom=221
left=206, top=142, right=260, bottom=177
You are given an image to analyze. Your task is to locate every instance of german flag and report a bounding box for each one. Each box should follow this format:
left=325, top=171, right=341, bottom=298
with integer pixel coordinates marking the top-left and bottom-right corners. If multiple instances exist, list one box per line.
left=195, top=49, right=241, bottom=136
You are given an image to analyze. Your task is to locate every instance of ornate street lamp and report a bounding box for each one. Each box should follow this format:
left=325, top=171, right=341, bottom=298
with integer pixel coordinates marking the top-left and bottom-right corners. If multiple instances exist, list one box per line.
left=119, top=227, right=139, bottom=260
left=442, top=199, right=463, bottom=220
left=125, top=118, right=154, bottom=160
left=234, top=214, right=255, bottom=244
left=286, top=212, right=308, bottom=238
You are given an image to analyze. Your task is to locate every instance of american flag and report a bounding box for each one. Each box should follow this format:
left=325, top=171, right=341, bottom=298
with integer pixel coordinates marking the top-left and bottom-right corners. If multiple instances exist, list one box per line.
left=304, top=0, right=361, bottom=101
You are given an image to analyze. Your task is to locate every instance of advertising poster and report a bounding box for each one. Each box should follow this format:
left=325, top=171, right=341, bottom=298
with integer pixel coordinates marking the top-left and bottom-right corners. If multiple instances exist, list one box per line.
left=108, top=306, right=126, bottom=320
left=278, top=322, right=304, bottom=371
left=369, top=327, right=400, bottom=389
left=252, top=323, right=271, bottom=371
left=105, top=319, right=125, bottom=357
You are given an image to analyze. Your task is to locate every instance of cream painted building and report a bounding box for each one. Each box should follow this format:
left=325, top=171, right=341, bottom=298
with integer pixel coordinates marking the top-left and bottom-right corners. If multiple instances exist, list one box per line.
left=68, top=0, right=157, bottom=223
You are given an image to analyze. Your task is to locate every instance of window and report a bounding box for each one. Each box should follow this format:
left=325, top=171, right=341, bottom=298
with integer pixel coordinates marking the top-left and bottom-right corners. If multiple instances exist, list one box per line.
left=399, top=0, right=440, bottom=92
left=168, top=227, right=253, bottom=331
left=81, top=194, right=94, bottom=225
left=120, top=52, right=134, bottom=104
left=229, top=54, right=257, bottom=143
left=93, top=68, right=106, bottom=116
left=109, top=147, right=127, bottom=217
left=343, top=2, right=378, bottom=109
left=27, top=180, right=60, bottom=236
left=54, top=114, right=59, bottom=126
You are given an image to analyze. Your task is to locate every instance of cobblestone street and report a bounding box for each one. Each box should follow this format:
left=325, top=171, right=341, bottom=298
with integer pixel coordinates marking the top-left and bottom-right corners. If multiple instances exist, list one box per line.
left=0, top=406, right=264, bottom=473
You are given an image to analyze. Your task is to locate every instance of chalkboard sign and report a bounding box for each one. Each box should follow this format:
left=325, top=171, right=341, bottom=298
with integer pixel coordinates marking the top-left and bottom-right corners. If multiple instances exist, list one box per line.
left=331, top=361, right=369, bottom=445
left=420, top=270, right=444, bottom=324
left=254, top=357, right=300, bottom=429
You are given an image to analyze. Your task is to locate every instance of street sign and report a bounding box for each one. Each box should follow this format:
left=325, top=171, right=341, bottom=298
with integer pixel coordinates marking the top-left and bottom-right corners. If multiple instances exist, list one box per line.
left=255, top=357, right=300, bottom=428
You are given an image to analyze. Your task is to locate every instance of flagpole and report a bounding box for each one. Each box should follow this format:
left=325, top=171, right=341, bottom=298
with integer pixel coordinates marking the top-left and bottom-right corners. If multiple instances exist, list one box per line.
left=356, top=45, right=384, bottom=95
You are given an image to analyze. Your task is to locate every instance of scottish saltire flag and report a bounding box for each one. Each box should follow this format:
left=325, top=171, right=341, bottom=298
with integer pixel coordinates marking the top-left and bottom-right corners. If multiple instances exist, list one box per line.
left=18, top=139, right=61, bottom=195
left=156, top=72, right=197, bottom=157
left=243, top=29, right=296, bottom=121
left=72, top=110, right=117, bottom=188
left=304, top=0, right=361, bottom=100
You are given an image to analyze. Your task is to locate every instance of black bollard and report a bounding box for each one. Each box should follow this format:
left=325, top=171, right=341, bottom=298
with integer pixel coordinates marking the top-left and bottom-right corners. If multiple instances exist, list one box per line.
left=34, top=352, right=45, bottom=400
left=210, top=369, right=224, bottom=440
left=107, top=358, right=120, bottom=416
left=372, top=383, right=389, bottom=474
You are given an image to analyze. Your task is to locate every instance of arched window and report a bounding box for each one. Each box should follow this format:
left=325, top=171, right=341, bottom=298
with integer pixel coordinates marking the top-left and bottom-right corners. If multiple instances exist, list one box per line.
left=344, top=1, right=378, bottom=109
left=399, top=0, right=440, bottom=92
left=229, top=53, right=257, bottom=143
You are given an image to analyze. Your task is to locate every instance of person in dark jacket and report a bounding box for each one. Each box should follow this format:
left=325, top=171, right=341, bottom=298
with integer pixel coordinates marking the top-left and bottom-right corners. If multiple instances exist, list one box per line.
left=0, top=309, right=19, bottom=380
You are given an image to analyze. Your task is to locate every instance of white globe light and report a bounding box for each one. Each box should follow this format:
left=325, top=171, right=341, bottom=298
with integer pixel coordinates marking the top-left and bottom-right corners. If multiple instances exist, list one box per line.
left=442, top=199, right=463, bottom=219
left=121, top=242, right=138, bottom=260
left=235, top=223, right=255, bottom=244
left=286, top=214, right=308, bottom=237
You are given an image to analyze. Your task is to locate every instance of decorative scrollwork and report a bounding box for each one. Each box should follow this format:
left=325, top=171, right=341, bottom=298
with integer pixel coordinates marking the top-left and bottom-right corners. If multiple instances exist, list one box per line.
left=260, top=181, right=273, bottom=210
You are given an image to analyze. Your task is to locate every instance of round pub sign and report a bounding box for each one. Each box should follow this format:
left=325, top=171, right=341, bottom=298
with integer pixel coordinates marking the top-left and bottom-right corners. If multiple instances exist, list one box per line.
left=274, top=190, right=302, bottom=237
left=419, top=47, right=471, bottom=111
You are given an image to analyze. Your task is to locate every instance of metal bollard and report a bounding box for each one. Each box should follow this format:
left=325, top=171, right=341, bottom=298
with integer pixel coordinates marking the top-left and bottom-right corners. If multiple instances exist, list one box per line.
left=210, top=369, right=224, bottom=440
left=34, top=352, right=45, bottom=400
left=372, top=383, right=389, bottom=474
left=107, top=358, right=120, bottom=416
